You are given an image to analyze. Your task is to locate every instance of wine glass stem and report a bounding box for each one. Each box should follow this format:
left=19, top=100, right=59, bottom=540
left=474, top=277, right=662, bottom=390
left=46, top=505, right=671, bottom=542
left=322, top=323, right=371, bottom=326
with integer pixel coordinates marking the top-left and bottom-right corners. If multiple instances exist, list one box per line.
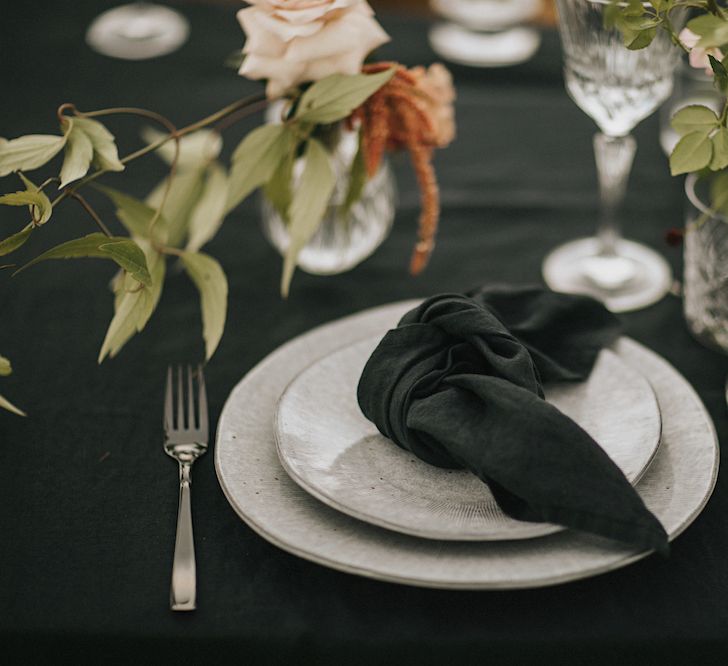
left=593, top=132, right=636, bottom=256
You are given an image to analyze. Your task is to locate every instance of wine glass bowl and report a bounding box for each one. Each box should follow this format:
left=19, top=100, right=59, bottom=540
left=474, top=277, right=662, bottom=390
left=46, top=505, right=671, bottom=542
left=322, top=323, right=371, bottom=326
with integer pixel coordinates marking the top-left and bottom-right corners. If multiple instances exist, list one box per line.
left=559, top=0, right=678, bottom=137
left=543, top=0, right=683, bottom=312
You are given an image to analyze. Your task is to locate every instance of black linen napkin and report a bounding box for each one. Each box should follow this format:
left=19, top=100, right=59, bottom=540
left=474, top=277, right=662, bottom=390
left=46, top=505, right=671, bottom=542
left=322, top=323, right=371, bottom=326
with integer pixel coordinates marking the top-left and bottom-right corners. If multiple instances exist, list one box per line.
left=357, top=286, right=668, bottom=554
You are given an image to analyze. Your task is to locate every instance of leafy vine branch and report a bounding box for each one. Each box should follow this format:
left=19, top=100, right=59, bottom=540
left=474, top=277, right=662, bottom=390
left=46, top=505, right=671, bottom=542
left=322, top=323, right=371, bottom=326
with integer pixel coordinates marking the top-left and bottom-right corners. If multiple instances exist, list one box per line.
left=0, top=70, right=405, bottom=415
left=44, top=93, right=269, bottom=251
left=608, top=1, right=728, bottom=192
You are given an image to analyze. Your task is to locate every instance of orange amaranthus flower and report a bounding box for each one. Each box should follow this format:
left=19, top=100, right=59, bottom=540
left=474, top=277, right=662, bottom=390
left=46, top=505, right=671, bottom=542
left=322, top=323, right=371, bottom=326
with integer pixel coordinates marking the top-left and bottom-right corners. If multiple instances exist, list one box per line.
left=349, top=62, right=455, bottom=275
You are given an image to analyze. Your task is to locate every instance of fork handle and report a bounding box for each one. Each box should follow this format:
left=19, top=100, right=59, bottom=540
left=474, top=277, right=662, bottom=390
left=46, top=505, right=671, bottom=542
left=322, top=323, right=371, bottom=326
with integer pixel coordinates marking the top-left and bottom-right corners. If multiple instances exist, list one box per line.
left=170, top=461, right=196, bottom=611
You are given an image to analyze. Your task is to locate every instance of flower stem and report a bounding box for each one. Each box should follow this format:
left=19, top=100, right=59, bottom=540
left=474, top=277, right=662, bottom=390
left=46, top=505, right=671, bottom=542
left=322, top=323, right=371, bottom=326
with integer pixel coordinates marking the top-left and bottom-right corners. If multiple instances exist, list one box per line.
left=720, top=98, right=728, bottom=125
left=50, top=91, right=268, bottom=215
left=68, top=192, right=113, bottom=237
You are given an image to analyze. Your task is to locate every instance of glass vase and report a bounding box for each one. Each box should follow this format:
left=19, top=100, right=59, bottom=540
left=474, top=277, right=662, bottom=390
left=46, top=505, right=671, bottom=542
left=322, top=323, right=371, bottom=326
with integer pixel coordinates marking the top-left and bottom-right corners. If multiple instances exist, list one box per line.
left=684, top=173, right=728, bottom=352
left=261, top=125, right=396, bottom=276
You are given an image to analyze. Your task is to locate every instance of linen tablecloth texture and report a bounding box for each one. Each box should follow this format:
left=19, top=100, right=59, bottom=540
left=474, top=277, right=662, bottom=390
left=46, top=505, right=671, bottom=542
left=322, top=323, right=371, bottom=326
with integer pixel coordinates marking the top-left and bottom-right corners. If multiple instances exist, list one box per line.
left=1, top=2, right=727, bottom=665
left=358, top=286, right=668, bottom=552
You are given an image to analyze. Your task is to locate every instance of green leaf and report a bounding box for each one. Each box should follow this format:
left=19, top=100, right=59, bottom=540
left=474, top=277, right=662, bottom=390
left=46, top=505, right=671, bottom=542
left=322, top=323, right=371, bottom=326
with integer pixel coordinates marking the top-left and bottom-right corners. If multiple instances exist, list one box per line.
left=0, top=225, right=33, bottom=257
left=709, top=54, right=728, bottom=92
left=670, top=131, right=713, bottom=175
left=0, top=178, right=52, bottom=226
left=186, top=163, right=229, bottom=252
left=603, top=2, right=620, bottom=29
left=0, top=393, right=25, bottom=417
left=295, top=68, right=396, bottom=124
left=623, top=0, right=645, bottom=17
left=619, top=13, right=659, bottom=30
left=146, top=168, right=206, bottom=248
left=710, top=127, right=728, bottom=170
left=93, top=184, right=168, bottom=242
left=15, top=232, right=151, bottom=285
left=342, top=135, right=368, bottom=215
left=14, top=232, right=114, bottom=269
left=688, top=13, right=728, bottom=49
left=0, top=134, right=66, bottom=177
left=141, top=127, right=223, bottom=171
left=59, top=118, right=95, bottom=188
left=263, top=149, right=295, bottom=222
left=180, top=251, right=228, bottom=360
left=97, top=239, right=152, bottom=286
left=281, top=138, right=336, bottom=297
left=710, top=171, right=728, bottom=214
left=99, top=245, right=165, bottom=362
left=0, top=354, right=25, bottom=415
left=226, top=124, right=295, bottom=212
left=671, top=105, right=719, bottom=136
left=625, top=26, right=657, bottom=50
left=71, top=117, right=124, bottom=172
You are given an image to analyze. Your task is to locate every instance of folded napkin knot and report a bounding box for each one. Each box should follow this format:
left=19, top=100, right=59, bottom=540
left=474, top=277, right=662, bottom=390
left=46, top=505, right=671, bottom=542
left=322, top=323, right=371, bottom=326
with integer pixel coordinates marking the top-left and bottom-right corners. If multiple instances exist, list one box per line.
left=357, top=285, right=669, bottom=554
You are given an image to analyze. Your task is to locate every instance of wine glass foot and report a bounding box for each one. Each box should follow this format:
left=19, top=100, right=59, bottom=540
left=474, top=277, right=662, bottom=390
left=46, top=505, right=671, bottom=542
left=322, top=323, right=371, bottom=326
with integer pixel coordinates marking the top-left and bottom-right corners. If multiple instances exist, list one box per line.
left=428, top=23, right=540, bottom=67
left=86, top=3, right=189, bottom=60
left=542, top=237, right=672, bottom=312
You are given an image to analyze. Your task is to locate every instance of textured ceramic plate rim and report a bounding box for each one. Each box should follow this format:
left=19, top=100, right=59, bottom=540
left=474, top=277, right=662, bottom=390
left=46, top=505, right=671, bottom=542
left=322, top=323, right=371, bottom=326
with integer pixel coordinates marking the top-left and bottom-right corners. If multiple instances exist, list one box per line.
left=215, top=300, right=720, bottom=590
left=273, top=338, right=662, bottom=541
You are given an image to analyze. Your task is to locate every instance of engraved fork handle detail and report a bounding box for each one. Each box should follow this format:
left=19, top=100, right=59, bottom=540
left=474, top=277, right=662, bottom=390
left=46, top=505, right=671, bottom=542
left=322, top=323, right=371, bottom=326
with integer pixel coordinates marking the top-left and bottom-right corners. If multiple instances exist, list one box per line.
left=171, top=461, right=196, bottom=611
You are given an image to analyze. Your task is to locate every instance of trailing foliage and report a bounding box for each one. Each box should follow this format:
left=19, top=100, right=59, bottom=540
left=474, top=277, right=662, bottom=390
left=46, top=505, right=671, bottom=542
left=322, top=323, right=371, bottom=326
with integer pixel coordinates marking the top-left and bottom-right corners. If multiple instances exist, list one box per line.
left=0, top=69, right=395, bottom=380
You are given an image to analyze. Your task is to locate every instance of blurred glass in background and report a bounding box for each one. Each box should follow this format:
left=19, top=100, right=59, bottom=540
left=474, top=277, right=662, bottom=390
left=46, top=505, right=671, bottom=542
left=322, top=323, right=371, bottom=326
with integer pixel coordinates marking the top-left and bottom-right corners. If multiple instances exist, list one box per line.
left=86, top=2, right=189, bottom=60
left=428, top=0, right=543, bottom=67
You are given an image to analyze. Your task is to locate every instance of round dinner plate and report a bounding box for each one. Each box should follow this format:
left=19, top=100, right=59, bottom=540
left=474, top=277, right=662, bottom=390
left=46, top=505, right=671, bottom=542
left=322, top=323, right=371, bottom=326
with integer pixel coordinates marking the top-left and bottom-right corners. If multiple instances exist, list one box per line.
left=274, top=335, right=661, bottom=541
left=215, top=301, right=719, bottom=590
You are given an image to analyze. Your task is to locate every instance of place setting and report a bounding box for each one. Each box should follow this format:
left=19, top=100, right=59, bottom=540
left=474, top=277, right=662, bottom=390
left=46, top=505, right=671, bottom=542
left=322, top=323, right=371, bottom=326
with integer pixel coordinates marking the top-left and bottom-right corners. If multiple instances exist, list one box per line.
left=215, top=284, right=718, bottom=590
left=3, top=4, right=728, bottom=659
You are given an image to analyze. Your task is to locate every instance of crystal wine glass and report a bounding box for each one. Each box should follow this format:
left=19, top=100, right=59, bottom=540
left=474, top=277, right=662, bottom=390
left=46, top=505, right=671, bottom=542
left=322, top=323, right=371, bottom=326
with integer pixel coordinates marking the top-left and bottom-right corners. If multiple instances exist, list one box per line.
left=543, top=0, right=682, bottom=312
left=86, top=2, right=189, bottom=60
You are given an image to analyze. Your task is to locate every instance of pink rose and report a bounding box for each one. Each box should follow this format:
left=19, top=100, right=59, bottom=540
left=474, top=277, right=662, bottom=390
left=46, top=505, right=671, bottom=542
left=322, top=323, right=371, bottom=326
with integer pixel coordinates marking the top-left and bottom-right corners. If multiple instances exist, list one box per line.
left=237, top=0, right=390, bottom=99
left=679, top=27, right=724, bottom=76
left=411, top=63, right=456, bottom=148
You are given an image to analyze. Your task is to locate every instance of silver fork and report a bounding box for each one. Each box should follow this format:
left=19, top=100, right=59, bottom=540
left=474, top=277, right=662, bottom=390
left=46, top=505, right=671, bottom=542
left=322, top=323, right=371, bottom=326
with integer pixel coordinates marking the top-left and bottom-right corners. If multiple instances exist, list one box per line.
left=164, top=365, right=208, bottom=611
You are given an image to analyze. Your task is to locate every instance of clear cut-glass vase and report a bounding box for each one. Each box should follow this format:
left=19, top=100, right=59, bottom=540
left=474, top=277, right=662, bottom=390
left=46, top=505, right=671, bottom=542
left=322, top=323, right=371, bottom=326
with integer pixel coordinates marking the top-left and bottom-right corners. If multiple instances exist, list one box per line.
left=261, top=125, right=396, bottom=275
left=684, top=174, right=728, bottom=352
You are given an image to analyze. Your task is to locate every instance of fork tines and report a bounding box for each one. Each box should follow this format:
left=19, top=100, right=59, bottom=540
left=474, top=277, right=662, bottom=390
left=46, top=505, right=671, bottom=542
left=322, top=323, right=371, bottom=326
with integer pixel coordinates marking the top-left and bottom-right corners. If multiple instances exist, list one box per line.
left=164, top=365, right=208, bottom=440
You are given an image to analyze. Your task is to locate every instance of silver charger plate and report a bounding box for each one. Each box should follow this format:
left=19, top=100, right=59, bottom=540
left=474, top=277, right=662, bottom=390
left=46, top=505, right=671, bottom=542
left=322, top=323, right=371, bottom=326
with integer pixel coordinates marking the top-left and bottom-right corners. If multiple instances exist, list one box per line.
left=215, top=301, right=719, bottom=590
left=275, top=335, right=661, bottom=541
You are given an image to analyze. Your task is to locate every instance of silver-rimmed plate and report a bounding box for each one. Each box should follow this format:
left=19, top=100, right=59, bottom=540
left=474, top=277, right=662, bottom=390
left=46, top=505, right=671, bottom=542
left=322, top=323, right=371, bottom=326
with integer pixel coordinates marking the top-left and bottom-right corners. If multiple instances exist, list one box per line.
left=274, top=335, right=661, bottom=541
left=215, top=301, right=719, bottom=590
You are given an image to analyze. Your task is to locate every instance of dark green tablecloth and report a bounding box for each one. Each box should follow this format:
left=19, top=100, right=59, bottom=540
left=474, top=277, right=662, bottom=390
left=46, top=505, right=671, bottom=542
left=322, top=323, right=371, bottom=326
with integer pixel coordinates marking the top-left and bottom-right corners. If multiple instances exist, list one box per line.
left=1, top=2, right=727, bottom=664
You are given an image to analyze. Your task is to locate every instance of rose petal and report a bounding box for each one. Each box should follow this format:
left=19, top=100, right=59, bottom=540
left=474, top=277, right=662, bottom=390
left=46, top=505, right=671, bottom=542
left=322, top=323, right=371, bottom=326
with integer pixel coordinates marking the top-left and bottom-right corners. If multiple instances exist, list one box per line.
left=302, top=49, right=365, bottom=80
left=238, top=8, right=287, bottom=57
left=240, top=53, right=305, bottom=92
left=237, top=0, right=390, bottom=97
left=255, top=9, right=325, bottom=41
left=285, top=7, right=389, bottom=62
left=267, top=0, right=330, bottom=9
left=274, top=6, right=331, bottom=24
left=273, top=1, right=359, bottom=24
